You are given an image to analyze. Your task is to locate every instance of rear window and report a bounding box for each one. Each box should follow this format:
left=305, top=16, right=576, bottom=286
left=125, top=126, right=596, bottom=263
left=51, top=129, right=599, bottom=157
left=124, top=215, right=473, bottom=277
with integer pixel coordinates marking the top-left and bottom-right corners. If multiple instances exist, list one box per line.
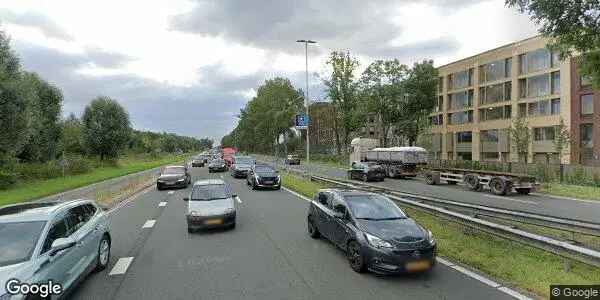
left=191, top=184, right=232, bottom=201
left=254, top=166, right=274, bottom=173
left=0, top=221, right=46, bottom=267
left=163, top=167, right=185, bottom=175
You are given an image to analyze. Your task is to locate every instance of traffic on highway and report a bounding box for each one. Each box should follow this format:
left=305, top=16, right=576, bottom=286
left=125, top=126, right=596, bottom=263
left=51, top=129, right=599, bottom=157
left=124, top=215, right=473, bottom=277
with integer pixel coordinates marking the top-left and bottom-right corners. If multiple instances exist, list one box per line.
left=0, top=151, right=524, bottom=300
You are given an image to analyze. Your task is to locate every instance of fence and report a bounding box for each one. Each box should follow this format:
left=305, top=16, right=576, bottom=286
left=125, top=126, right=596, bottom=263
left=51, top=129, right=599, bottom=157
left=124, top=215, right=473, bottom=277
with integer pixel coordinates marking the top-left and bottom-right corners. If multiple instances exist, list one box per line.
left=427, top=159, right=600, bottom=186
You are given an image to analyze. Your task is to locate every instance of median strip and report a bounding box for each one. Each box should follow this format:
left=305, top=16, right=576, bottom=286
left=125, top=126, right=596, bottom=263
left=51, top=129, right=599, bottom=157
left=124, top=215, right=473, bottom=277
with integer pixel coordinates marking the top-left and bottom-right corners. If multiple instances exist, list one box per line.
left=142, top=220, right=156, bottom=229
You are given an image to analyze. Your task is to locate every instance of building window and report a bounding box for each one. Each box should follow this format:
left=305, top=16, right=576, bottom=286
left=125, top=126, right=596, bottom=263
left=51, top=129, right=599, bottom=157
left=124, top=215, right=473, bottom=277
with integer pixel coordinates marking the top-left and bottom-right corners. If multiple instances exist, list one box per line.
left=457, top=131, right=472, bottom=143
left=551, top=98, right=560, bottom=115
left=448, top=90, right=473, bottom=110
left=448, top=69, right=473, bottom=90
left=435, top=96, right=443, bottom=112
left=480, top=58, right=512, bottom=83
left=480, top=129, right=499, bottom=142
left=481, top=152, right=500, bottom=161
left=479, top=105, right=511, bottom=122
left=527, top=74, right=550, bottom=98
left=581, top=94, right=594, bottom=115
left=551, top=71, right=560, bottom=94
left=480, top=82, right=511, bottom=105
left=551, top=51, right=561, bottom=68
left=430, top=114, right=443, bottom=126
left=438, top=77, right=443, bottom=93
left=522, top=48, right=551, bottom=74
left=518, top=103, right=527, bottom=117
left=581, top=124, right=593, bottom=148
left=534, top=127, right=555, bottom=141
left=448, top=110, right=473, bottom=125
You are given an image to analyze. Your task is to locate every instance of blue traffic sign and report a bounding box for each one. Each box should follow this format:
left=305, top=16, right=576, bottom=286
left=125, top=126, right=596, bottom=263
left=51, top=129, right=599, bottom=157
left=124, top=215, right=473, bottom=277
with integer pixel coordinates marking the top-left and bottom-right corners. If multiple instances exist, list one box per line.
left=295, top=114, right=310, bottom=129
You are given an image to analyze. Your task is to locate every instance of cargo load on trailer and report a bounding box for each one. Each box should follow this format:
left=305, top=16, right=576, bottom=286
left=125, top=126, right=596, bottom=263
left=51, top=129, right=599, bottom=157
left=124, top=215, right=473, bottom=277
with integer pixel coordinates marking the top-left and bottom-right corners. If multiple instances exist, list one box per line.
left=349, top=138, right=428, bottom=179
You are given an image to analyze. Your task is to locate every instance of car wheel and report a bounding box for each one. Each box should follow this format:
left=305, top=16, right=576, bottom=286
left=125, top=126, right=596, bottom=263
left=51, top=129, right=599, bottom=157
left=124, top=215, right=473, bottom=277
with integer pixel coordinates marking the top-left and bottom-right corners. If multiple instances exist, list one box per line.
left=252, top=179, right=258, bottom=190
left=94, top=235, right=111, bottom=272
left=187, top=227, right=194, bottom=233
left=362, top=174, right=368, bottom=182
left=307, top=216, right=320, bottom=238
left=275, top=185, right=281, bottom=190
left=230, top=222, right=236, bottom=230
left=347, top=241, right=366, bottom=273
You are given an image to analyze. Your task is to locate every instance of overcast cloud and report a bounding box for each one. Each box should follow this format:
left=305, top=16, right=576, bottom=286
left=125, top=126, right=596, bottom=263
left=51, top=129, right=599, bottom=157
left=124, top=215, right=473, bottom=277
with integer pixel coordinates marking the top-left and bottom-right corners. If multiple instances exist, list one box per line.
left=0, top=0, right=538, bottom=142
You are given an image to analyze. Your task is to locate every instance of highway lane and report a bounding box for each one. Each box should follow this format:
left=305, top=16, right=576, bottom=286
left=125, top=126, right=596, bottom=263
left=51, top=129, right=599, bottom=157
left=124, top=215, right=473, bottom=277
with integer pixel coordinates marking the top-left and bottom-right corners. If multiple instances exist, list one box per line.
left=72, top=165, right=518, bottom=300
left=261, top=156, right=600, bottom=224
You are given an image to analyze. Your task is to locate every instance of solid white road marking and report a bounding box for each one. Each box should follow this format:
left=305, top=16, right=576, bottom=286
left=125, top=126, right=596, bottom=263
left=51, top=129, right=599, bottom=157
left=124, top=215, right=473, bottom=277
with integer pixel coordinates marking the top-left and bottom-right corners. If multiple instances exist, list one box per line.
left=450, top=264, right=501, bottom=288
left=484, top=194, right=538, bottom=205
left=435, top=257, right=455, bottom=267
left=109, top=257, right=134, bottom=276
left=168, top=191, right=174, bottom=195
left=531, top=192, right=600, bottom=204
left=236, top=197, right=242, bottom=204
left=498, top=287, right=533, bottom=300
left=282, top=187, right=312, bottom=202
left=142, top=220, right=156, bottom=229
left=158, top=202, right=167, bottom=207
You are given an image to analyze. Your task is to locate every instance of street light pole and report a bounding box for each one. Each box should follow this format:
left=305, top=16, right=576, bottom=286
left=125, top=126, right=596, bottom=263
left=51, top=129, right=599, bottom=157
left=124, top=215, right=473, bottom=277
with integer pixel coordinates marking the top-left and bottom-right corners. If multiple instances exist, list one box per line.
left=296, top=39, right=316, bottom=176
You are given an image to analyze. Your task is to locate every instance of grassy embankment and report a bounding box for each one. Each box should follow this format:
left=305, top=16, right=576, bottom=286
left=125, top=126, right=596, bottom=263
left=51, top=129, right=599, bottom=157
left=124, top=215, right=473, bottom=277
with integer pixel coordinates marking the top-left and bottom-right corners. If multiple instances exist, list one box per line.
left=0, top=154, right=189, bottom=206
left=280, top=172, right=600, bottom=299
left=538, top=183, right=600, bottom=201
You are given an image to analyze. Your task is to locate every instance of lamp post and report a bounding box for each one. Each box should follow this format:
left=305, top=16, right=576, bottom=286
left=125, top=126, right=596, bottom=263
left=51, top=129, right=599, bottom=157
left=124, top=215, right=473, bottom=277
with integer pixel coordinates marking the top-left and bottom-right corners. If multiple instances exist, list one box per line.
left=296, top=39, right=316, bottom=176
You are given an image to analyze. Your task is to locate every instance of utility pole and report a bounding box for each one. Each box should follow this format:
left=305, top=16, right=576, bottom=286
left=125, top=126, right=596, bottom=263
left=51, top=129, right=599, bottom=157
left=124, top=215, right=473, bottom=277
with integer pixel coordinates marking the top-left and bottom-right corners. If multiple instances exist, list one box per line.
left=296, top=39, right=316, bottom=177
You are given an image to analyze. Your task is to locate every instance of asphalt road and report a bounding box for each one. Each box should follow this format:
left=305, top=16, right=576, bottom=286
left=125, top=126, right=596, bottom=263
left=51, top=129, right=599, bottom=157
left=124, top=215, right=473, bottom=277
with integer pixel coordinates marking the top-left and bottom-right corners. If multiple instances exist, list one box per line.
left=262, top=156, right=600, bottom=224
left=69, top=165, right=521, bottom=300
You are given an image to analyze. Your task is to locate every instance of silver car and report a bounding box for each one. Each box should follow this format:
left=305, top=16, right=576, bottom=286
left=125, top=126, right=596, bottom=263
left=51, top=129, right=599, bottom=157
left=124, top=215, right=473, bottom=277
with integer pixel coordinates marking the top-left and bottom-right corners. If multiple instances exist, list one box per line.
left=0, top=200, right=111, bottom=300
left=184, top=179, right=237, bottom=232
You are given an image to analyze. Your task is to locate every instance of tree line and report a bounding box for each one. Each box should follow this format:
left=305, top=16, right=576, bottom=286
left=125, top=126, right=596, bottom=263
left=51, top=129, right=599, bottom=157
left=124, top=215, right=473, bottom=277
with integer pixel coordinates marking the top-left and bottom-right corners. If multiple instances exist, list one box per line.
left=221, top=51, right=438, bottom=155
left=0, top=31, right=212, bottom=188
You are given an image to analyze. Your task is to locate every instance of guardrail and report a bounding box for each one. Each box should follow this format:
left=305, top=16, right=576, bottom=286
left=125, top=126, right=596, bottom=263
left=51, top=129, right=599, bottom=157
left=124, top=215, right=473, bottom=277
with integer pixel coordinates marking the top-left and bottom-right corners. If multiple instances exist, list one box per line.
left=309, top=174, right=600, bottom=268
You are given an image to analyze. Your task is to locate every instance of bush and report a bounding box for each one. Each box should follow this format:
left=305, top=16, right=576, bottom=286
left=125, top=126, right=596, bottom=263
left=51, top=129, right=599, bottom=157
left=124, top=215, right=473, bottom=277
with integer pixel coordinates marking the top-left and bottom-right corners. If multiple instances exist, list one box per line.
left=66, top=156, right=92, bottom=175
left=16, top=161, right=62, bottom=180
left=0, top=170, right=18, bottom=189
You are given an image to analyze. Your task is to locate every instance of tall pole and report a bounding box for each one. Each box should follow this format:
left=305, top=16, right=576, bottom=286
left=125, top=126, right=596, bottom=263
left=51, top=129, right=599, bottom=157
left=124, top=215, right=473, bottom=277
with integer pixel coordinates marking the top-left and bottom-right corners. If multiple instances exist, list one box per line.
left=304, top=41, right=310, bottom=175
left=297, top=39, right=316, bottom=177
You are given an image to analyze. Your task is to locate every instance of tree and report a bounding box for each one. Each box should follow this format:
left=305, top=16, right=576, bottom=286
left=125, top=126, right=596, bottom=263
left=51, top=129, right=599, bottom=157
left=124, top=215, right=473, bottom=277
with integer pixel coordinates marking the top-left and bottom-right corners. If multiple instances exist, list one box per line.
left=323, top=51, right=361, bottom=154
left=61, top=113, right=85, bottom=155
left=553, top=118, right=571, bottom=163
left=82, top=96, right=131, bottom=160
left=0, top=31, right=31, bottom=167
left=18, top=72, right=63, bottom=162
left=397, top=60, right=439, bottom=146
left=506, top=0, right=600, bottom=89
left=360, top=60, right=409, bottom=147
left=508, top=117, right=531, bottom=163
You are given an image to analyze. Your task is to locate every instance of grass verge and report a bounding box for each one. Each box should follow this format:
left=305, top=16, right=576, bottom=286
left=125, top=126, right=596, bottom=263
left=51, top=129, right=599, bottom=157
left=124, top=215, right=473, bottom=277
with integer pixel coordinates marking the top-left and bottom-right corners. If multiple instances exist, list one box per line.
left=0, top=154, right=188, bottom=206
left=281, top=171, right=600, bottom=299
left=538, top=182, right=600, bottom=201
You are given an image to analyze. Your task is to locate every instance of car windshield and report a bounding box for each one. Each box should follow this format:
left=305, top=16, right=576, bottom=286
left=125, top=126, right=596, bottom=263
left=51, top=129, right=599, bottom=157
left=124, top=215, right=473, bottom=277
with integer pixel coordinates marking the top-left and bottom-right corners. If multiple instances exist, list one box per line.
left=235, top=157, right=254, bottom=165
left=0, top=221, right=46, bottom=267
left=191, top=184, right=232, bottom=201
left=163, top=167, right=185, bottom=175
left=211, top=159, right=224, bottom=164
left=345, top=195, right=407, bottom=220
left=255, top=166, right=274, bottom=173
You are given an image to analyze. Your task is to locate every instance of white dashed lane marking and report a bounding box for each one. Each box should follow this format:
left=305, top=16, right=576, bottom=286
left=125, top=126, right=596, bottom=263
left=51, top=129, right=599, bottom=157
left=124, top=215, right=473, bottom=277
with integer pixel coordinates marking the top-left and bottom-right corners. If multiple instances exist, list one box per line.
left=142, top=220, right=156, bottom=229
left=158, top=202, right=167, bottom=207
left=109, top=257, right=134, bottom=276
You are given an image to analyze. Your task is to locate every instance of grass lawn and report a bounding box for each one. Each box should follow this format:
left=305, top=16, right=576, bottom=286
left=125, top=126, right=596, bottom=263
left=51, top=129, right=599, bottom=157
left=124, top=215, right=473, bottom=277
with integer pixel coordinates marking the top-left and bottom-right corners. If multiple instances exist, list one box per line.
left=0, top=154, right=189, bottom=206
left=538, top=182, right=600, bottom=201
left=281, top=172, right=600, bottom=299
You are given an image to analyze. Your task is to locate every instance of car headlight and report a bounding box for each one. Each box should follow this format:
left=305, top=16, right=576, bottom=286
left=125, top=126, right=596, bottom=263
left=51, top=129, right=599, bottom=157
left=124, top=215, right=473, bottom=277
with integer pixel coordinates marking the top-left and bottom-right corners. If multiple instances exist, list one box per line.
left=177, top=178, right=185, bottom=182
left=365, top=233, right=393, bottom=249
left=427, top=230, right=436, bottom=245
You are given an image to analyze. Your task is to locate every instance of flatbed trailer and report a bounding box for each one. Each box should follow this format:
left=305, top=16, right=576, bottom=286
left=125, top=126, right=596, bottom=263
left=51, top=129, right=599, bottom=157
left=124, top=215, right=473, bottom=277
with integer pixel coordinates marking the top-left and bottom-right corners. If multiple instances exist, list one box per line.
left=423, top=167, right=538, bottom=196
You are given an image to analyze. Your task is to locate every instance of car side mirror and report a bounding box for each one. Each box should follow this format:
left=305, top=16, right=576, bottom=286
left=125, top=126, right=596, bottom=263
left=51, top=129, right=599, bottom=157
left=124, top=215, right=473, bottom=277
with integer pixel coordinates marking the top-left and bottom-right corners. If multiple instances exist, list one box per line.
left=183, top=197, right=189, bottom=201
left=334, top=204, right=346, bottom=215
left=50, top=237, right=76, bottom=256
left=318, top=194, right=328, bottom=205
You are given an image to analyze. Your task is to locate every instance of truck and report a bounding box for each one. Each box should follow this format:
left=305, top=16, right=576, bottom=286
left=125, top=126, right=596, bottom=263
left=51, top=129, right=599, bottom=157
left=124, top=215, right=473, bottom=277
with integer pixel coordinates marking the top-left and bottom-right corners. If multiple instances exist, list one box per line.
left=349, top=138, right=428, bottom=178
left=423, top=167, right=538, bottom=196
left=221, top=147, right=238, bottom=166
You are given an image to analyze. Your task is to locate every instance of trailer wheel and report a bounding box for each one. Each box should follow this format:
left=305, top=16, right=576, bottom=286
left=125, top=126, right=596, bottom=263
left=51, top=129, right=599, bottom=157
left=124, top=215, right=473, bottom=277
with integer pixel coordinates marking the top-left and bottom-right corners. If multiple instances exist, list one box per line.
left=446, top=181, right=457, bottom=185
left=489, top=176, right=508, bottom=195
left=425, top=171, right=440, bottom=185
left=388, top=169, right=396, bottom=178
left=464, top=174, right=481, bottom=191
left=516, top=188, right=530, bottom=195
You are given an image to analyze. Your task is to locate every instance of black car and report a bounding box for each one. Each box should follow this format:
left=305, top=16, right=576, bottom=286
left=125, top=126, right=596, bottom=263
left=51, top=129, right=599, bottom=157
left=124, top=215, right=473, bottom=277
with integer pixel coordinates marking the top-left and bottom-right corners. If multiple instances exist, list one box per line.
left=246, top=164, right=281, bottom=190
left=191, top=158, right=205, bottom=167
left=307, top=189, right=436, bottom=274
left=157, top=165, right=191, bottom=190
left=230, top=156, right=255, bottom=178
left=208, top=159, right=228, bottom=173
left=348, top=161, right=385, bottom=182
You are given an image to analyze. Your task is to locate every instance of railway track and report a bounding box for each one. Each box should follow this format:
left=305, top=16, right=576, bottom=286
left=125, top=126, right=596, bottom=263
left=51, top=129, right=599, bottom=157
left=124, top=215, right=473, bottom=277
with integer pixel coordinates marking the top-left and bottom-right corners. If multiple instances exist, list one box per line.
left=308, top=174, right=600, bottom=268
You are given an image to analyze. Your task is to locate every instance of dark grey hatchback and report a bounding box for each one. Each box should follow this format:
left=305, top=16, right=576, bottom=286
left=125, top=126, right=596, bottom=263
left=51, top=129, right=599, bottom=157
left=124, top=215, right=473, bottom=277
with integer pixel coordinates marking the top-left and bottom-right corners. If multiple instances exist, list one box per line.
left=307, top=189, right=436, bottom=274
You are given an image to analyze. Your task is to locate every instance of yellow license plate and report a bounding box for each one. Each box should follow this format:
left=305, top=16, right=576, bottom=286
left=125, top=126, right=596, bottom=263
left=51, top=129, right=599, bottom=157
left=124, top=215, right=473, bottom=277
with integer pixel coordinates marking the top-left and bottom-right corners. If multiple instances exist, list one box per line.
left=406, top=260, right=430, bottom=272
left=205, top=219, right=223, bottom=225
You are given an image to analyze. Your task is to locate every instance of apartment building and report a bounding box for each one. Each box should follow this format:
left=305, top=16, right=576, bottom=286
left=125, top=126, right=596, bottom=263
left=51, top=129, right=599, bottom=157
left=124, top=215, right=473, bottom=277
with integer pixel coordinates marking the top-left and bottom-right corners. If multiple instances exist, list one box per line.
left=429, top=36, right=573, bottom=163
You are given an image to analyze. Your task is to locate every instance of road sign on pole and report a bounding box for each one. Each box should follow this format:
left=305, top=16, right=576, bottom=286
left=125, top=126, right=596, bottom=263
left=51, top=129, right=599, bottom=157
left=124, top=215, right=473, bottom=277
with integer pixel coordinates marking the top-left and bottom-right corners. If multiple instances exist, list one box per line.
left=295, top=114, right=310, bottom=129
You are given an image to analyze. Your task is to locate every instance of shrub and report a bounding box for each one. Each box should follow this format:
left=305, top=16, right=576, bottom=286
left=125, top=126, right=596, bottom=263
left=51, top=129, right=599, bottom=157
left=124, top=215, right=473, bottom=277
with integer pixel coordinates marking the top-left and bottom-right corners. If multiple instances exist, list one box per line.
left=0, top=170, right=18, bottom=189
left=66, top=156, right=92, bottom=175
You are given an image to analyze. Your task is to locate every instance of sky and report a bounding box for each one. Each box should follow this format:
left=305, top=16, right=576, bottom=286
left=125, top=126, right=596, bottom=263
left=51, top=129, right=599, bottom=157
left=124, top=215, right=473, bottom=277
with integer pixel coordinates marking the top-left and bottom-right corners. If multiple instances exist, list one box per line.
left=0, top=0, right=539, bottom=142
